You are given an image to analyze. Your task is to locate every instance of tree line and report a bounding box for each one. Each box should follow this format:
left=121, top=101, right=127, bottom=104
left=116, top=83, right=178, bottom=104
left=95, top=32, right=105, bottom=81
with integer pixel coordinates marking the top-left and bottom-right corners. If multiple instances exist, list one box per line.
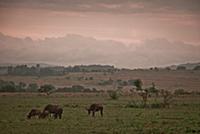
left=0, top=64, right=117, bottom=76
left=0, top=79, right=99, bottom=93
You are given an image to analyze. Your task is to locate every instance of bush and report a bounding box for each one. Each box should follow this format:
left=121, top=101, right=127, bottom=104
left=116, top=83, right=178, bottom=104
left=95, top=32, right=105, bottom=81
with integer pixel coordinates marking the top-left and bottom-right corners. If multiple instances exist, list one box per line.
left=174, top=89, right=189, bottom=95
left=38, top=84, right=55, bottom=93
left=160, top=89, right=173, bottom=108
left=150, top=103, right=163, bottom=108
left=176, top=66, right=186, bottom=70
left=27, top=83, right=38, bottom=92
left=0, top=80, right=17, bottom=92
left=65, top=77, right=70, bottom=80
left=16, top=82, right=27, bottom=91
left=71, top=85, right=84, bottom=92
left=108, top=90, right=120, bottom=100
left=89, top=77, right=93, bottom=80
left=125, top=100, right=145, bottom=108
left=133, top=79, right=143, bottom=91
left=128, top=79, right=135, bottom=86
left=117, top=80, right=128, bottom=86
left=193, top=66, right=200, bottom=70
left=92, top=88, right=97, bottom=92
left=56, top=85, right=98, bottom=93
left=98, top=79, right=113, bottom=85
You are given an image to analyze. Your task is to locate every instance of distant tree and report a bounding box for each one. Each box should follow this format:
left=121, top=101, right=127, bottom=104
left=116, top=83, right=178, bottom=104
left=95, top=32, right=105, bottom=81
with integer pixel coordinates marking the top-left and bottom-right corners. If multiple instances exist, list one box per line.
left=18, top=82, right=26, bottom=91
left=165, top=67, right=171, bottom=71
left=83, top=88, right=91, bottom=92
left=71, top=85, right=85, bottom=92
left=98, top=78, right=113, bottom=86
left=160, top=89, right=173, bottom=108
left=92, top=88, right=97, bottom=92
left=149, top=67, right=153, bottom=70
left=27, top=83, right=38, bottom=92
left=154, top=67, right=159, bottom=71
left=138, top=91, right=148, bottom=107
left=0, top=81, right=16, bottom=92
left=108, top=90, right=120, bottom=100
left=38, top=84, right=55, bottom=93
left=193, top=66, right=200, bottom=70
left=148, top=82, right=159, bottom=96
left=133, top=79, right=143, bottom=91
left=174, top=89, right=189, bottom=95
left=176, top=66, right=186, bottom=70
left=89, top=77, right=93, bottom=80
left=128, top=79, right=135, bottom=86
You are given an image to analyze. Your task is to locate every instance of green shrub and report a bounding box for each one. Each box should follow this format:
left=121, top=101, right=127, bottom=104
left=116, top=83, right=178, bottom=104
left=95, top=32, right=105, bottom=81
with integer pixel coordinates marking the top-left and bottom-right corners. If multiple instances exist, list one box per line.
left=125, top=101, right=144, bottom=108
left=0, top=80, right=17, bottom=92
left=27, top=83, right=38, bottom=92
left=174, top=89, right=189, bottom=95
left=150, top=103, right=163, bottom=108
left=133, top=79, right=143, bottom=91
left=108, top=90, right=120, bottom=100
left=98, top=79, right=113, bottom=85
left=38, top=84, right=55, bottom=92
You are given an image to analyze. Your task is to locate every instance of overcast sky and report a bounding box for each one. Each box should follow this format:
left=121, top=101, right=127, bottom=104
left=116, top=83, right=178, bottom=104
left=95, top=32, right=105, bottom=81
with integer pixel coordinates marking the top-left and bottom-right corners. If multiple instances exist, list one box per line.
left=0, top=0, right=200, bottom=68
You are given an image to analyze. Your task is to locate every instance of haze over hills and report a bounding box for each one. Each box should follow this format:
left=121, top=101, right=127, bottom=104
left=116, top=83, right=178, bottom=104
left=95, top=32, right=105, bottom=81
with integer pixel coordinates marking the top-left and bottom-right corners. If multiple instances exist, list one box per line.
left=0, top=32, right=200, bottom=69
left=168, top=62, right=200, bottom=70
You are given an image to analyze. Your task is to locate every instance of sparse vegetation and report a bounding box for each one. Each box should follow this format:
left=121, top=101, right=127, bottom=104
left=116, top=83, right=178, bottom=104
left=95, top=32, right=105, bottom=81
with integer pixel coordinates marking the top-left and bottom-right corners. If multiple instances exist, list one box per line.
left=98, top=78, right=113, bottom=85
left=0, top=69, right=200, bottom=133
left=108, top=90, right=120, bottom=100
left=38, top=84, right=55, bottom=93
left=133, top=79, right=143, bottom=91
left=27, top=83, right=39, bottom=92
left=193, top=65, right=200, bottom=70
left=160, top=89, right=173, bottom=108
left=177, top=66, right=186, bottom=70
left=0, top=93, right=199, bottom=134
left=174, top=89, right=189, bottom=95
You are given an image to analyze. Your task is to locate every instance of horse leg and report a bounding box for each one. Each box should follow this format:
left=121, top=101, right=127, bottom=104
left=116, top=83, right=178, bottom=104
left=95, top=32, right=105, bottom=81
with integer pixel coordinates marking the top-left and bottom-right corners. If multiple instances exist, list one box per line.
left=92, top=111, right=95, bottom=117
left=53, top=113, right=57, bottom=119
left=59, top=113, right=62, bottom=119
left=100, top=110, right=103, bottom=117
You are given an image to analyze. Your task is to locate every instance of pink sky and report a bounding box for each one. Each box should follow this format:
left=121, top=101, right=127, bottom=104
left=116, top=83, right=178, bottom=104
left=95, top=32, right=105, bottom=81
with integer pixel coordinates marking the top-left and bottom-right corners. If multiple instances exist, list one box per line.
left=0, top=0, right=200, bottom=68
left=0, top=0, right=200, bottom=45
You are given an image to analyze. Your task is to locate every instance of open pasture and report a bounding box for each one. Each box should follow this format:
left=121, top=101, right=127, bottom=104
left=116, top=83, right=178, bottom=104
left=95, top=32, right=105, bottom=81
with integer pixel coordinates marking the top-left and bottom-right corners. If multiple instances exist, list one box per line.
left=0, top=93, right=200, bottom=134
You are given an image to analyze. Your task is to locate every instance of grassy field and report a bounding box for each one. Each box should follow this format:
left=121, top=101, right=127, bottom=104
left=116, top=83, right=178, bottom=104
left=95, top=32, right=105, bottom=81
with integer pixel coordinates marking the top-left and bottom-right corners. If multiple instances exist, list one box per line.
left=0, top=70, right=200, bottom=133
left=0, top=93, right=200, bottom=134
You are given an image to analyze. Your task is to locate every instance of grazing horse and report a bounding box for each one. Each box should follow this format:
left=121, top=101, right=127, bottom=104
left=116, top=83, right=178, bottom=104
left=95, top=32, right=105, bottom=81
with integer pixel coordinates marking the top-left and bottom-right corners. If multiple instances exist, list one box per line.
left=39, top=110, right=49, bottom=119
left=43, top=104, right=63, bottom=119
left=27, top=109, right=41, bottom=119
left=86, top=104, right=103, bottom=117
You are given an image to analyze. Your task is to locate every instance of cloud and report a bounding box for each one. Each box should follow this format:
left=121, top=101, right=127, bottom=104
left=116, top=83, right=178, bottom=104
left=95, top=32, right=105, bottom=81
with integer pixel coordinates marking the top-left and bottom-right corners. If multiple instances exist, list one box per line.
left=0, top=0, right=200, bottom=14
left=0, top=32, right=200, bottom=68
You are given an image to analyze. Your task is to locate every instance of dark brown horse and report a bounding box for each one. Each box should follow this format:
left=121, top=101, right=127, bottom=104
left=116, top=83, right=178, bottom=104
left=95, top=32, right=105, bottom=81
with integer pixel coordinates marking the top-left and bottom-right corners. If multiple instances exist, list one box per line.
left=86, top=104, right=103, bottom=117
left=43, top=104, right=63, bottom=119
left=27, top=109, right=41, bottom=119
left=39, top=110, right=49, bottom=119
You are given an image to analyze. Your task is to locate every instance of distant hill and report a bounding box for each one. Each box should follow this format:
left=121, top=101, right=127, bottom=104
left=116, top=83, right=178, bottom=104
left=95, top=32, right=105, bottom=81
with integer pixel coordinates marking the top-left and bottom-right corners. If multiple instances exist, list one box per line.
left=1, top=32, right=200, bottom=68
left=168, top=62, right=200, bottom=70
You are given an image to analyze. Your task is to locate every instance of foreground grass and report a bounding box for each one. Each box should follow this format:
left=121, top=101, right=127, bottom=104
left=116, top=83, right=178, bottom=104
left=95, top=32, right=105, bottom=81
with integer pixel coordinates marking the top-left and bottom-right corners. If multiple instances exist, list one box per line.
left=0, top=94, right=200, bottom=134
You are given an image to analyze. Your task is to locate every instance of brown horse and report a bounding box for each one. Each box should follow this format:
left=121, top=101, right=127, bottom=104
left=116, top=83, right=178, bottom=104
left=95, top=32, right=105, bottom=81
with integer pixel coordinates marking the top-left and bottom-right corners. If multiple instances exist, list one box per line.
left=39, top=110, right=49, bottom=119
left=27, top=109, right=41, bottom=119
left=86, top=104, right=103, bottom=117
left=43, top=104, right=63, bottom=119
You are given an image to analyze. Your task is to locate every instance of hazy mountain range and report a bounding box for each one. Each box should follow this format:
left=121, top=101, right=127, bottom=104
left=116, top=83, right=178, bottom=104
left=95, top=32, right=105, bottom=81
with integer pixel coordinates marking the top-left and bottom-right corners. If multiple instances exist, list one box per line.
left=0, top=32, right=200, bottom=68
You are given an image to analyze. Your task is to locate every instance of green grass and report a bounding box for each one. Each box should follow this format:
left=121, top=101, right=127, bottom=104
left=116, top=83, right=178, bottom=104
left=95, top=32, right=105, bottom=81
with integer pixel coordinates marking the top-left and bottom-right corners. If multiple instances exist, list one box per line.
left=0, top=94, right=200, bottom=134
